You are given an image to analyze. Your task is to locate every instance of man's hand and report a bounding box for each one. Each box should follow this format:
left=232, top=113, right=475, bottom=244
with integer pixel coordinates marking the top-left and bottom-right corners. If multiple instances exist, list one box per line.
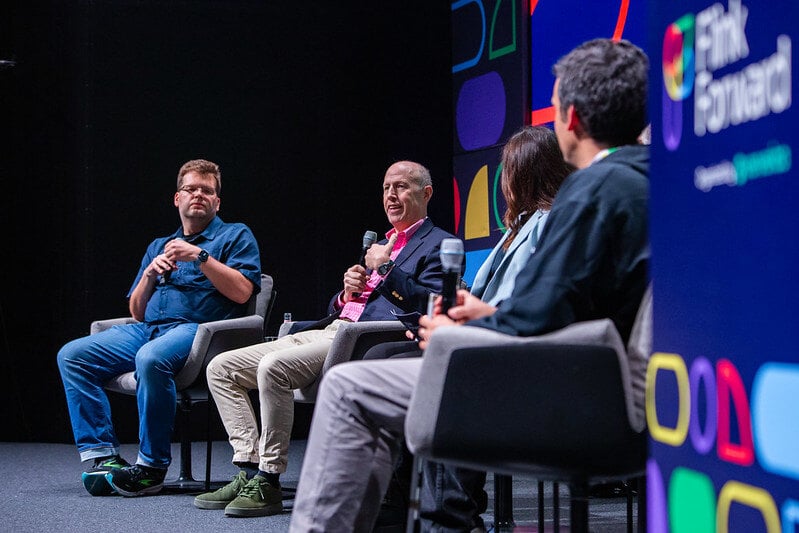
left=409, top=290, right=498, bottom=349
left=164, top=238, right=201, bottom=263
left=447, top=290, right=498, bottom=322
left=144, top=253, right=176, bottom=280
left=144, top=239, right=202, bottom=280
left=364, top=233, right=398, bottom=271
left=342, top=265, right=368, bottom=302
left=414, top=313, right=457, bottom=350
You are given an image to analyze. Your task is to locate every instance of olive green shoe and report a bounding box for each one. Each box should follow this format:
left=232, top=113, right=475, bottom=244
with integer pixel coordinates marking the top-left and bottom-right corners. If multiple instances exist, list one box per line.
left=194, top=471, right=249, bottom=510
left=224, top=475, right=283, bottom=517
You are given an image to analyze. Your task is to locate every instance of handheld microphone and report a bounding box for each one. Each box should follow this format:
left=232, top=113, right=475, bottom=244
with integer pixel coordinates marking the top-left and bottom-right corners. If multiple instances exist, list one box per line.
left=161, top=237, right=183, bottom=284
left=358, top=230, right=378, bottom=267
left=439, top=238, right=464, bottom=314
left=352, top=230, right=378, bottom=298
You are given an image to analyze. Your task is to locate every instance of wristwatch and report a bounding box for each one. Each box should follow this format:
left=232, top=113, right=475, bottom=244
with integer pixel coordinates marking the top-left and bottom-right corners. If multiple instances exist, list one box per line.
left=377, top=259, right=395, bottom=276
left=197, top=249, right=210, bottom=263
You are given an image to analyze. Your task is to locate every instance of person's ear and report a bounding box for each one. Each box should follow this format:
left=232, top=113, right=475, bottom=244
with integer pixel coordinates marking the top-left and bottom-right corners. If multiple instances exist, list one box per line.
left=566, top=105, right=580, bottom=131
left=567, top=105, right=589, bottom=139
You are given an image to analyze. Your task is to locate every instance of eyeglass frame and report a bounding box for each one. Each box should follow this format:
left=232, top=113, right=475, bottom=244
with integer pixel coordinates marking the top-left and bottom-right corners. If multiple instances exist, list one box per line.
left=177, top=185, right=218, bottom=196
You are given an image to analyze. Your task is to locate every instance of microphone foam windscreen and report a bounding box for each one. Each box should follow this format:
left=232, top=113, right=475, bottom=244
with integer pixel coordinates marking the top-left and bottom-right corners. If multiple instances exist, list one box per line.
left=363, top=230, right=378, bottom=248
left=440, top=238, right=464, bottom=272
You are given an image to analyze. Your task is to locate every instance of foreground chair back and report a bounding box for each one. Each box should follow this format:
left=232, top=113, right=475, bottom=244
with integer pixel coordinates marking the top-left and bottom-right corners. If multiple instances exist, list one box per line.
left=405, top=288, right=652, bottom=532
left=96, top=273, right=276, bottom=491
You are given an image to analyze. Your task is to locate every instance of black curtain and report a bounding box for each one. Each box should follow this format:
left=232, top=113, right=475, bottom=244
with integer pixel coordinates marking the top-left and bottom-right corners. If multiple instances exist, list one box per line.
left=0, top=1, right=452, bottom=442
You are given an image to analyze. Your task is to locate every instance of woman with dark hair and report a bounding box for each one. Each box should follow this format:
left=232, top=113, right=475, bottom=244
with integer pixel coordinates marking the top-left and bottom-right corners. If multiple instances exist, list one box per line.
left=364, top=125, right=574, bottom=531
left=470, top=125, right=573, bottom=305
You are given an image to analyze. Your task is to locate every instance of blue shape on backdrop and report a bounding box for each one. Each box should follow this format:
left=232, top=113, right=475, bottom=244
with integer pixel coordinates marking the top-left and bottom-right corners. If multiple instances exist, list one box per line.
left=752, top=363, right=799, bottom=481
left=463, top=248, right=492, bottom=288
left=456, top=71, right=506, bottom=150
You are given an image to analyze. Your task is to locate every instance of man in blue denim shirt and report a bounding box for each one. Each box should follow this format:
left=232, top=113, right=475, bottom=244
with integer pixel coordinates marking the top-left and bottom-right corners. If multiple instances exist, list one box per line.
left=57, top=159, right=261, bottom=497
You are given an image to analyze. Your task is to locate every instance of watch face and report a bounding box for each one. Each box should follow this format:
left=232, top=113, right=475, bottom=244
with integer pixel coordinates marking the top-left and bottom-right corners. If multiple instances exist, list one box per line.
left=378, top=261, right=393, bottom=275
left=198, top=250, right=209, bottom=262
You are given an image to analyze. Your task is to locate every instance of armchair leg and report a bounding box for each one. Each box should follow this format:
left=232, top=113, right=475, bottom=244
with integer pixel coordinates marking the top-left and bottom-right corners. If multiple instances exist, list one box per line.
left=568, top=481, right=589, bottom=533
left=163, top=394, right=227, bottom=493
left=537, top=481, right=545, bottom=531
left=494, top=474, right=515, bottom=529
left=626, top=479, right=634, bottom=533
left=163, top=398, right=204, bottom=492
left=553, top=482, right=560, bottom=533
left=405, top=455, right=423, bottom=533
left=637, top=475, right=647, bottom=533
left=205, top=390, right=213, bottom=492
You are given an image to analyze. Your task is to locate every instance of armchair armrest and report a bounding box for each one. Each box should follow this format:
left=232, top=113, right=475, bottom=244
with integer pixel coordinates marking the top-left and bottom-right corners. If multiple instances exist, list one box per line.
left=176, top=314, right=265, bottom=389
left=293, top=320, right=408, bottom=402
left=102, top=315, right=265, bottom=394
left=90, top=317, right=138, bottom=335
left=277, top=321, right=319, bottom=338
left=322, top=320, right=408, bottom=372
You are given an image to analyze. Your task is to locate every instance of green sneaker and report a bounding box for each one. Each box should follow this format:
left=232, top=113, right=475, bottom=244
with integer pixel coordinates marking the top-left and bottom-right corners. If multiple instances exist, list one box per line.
left=224, top=475, right=283, bottom=517
left=194, top=471, right=250, bottom=510
left=81, top=455, right=130, bottom=496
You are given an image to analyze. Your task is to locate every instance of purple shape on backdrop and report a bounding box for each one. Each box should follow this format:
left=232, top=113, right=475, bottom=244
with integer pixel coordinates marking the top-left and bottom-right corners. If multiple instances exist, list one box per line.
left=689, top=356, right=717, bottom=454
left=456, top=71, right=506, bottom=150
left=662, top=84, right=683, bottom=151
left=647, top=459, right=669, bottom=533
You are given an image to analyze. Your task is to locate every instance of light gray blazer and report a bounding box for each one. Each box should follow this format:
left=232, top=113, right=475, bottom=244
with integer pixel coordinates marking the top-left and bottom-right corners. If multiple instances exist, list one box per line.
left=470, top=210, right=549, bottom=306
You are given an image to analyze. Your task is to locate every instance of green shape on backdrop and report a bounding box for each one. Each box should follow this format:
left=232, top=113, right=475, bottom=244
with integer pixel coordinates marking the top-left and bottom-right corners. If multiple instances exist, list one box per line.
left=668, top=467, right=716, bottom=533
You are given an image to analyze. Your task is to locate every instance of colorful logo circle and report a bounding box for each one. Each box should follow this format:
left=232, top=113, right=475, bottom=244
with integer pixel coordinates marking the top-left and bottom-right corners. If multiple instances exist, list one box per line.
left=662, top=13, right=695, bottom=151
left=663, top=14, right=695, bottom=102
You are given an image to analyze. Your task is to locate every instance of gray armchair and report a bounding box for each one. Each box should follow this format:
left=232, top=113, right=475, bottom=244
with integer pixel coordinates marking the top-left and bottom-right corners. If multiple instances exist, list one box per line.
left=277, top=320, right=409, bottom=402
left=405, top=288, right=652, bottom=532
left=96, top=273, right=276, bottom=491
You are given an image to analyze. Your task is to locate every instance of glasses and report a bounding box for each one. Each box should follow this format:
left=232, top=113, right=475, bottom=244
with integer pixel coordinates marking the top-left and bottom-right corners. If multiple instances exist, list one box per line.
left=178, top=185, right=217, bottom=196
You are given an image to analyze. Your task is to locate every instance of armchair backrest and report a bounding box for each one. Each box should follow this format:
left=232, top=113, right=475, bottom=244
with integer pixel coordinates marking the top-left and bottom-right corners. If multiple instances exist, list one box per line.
left=250, top=274, right=275, bottom=322
left=626, top=284, right=652, bottom=432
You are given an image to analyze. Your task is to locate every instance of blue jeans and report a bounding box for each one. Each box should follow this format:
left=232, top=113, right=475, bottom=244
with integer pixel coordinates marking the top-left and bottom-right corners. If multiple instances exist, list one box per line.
left=57, top=322, right=197, bottom=468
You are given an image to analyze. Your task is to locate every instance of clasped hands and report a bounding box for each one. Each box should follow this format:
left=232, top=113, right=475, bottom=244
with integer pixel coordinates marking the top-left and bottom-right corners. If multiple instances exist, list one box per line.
left=409, top=290, right=498, bottom=349
left=145, top=239, right=202, bottom=279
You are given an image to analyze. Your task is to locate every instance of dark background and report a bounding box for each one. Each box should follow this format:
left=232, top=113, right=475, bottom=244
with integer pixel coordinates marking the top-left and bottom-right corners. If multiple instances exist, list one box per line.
left=0, top=1, right=452, bottom=443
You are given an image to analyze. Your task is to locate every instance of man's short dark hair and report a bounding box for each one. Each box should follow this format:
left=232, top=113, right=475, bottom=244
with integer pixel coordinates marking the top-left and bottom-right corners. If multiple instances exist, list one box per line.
left=177, top=159, right=222, bottom=194
left=553, top=38, right=648, bottom=146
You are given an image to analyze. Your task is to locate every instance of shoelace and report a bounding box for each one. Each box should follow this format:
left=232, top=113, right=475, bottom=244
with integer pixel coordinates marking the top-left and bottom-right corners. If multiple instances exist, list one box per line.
left=122, top=466, right=145, bottom=481
left=238, top=479, right=266, bottom=500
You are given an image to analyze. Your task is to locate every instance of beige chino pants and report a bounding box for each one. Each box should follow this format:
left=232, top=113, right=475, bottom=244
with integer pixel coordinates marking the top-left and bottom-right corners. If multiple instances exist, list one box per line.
left=206, top=320, right=345, bottom=473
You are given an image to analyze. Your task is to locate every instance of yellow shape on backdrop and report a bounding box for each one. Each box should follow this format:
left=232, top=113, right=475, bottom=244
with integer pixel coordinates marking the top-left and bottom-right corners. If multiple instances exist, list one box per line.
left=465, top=164, right=490, bottom=240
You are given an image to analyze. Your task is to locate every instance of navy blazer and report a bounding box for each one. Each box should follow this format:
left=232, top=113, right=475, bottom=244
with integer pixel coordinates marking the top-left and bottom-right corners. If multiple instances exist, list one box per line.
left=326, top=218, right=455, bottom=321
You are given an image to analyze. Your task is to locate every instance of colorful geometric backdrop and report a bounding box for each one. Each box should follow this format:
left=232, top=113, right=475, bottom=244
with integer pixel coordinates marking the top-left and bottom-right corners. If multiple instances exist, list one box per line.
left=452, top=0, right=647, bottom=283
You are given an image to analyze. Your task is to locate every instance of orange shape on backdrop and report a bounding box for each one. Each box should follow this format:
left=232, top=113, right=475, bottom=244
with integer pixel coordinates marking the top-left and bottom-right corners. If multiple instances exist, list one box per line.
left=530, top=0, right=630, bottom=125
